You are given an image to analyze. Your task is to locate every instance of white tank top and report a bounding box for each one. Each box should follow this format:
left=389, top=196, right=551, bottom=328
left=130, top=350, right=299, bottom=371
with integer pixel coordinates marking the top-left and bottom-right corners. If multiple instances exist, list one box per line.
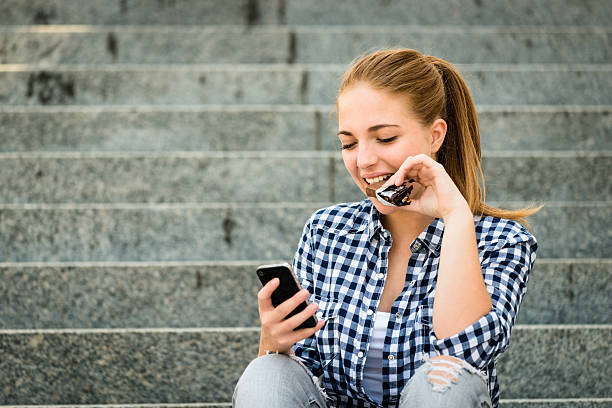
left=362, top=311, right=390, bottom=403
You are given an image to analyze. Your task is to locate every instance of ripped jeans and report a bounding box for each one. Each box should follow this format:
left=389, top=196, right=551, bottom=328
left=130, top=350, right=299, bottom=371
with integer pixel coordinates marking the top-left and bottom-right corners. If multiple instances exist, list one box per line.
left=232, top=353, right=493, bottom=408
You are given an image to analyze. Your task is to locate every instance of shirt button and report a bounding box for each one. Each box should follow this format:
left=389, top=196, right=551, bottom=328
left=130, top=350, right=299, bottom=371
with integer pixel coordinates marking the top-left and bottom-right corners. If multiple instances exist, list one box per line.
left=409, top=281, right=415, bottom=287
left=413, top=241, right=421, bottom=251
left=388, top=355, right=395, bottom=361
left=395, top=312, right=401, bottom=319
left=367, top=309, right=374, bottom=316
left=377, top=273, right=384, bottom=280
left=358, top=351, right=364, bottom=358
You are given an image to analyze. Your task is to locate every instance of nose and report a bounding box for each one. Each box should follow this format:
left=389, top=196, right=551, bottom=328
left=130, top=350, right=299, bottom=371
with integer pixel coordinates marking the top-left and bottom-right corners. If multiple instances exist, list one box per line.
left=356, top=141, right=377, bottom=169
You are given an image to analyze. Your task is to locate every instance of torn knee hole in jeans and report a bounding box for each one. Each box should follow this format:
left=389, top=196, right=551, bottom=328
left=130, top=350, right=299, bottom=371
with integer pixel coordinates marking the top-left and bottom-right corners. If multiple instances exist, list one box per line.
left=425, top=355, right=483, bottom=393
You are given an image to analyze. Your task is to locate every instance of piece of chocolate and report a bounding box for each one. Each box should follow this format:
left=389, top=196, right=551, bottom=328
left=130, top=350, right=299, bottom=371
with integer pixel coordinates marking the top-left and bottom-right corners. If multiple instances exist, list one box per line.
left=376, top=181, right=415, bottom=207
left=365, top=178, right=389, bottom=198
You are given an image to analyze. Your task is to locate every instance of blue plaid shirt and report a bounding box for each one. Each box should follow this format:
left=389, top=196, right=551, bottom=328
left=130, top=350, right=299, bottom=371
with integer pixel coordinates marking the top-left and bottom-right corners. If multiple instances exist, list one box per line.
left=292, top=199, right=537, bottom=408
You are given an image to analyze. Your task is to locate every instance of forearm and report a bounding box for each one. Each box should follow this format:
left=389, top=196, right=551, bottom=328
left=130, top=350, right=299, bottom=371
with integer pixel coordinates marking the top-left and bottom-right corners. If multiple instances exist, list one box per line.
left=433, top=207, right=492, bottom=339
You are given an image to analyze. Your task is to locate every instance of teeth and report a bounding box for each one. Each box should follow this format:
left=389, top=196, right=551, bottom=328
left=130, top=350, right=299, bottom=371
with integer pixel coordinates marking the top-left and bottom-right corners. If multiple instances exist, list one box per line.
left=365, top=174, right=391, bottom=184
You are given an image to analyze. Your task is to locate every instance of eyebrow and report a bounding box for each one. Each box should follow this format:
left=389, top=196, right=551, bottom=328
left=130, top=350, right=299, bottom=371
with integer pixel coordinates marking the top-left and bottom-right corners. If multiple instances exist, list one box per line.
left=337, top=124, right=400, bottom=136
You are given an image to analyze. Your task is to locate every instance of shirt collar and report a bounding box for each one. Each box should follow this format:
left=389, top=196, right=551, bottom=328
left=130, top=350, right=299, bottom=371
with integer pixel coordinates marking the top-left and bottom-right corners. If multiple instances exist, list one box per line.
left=363, top=199, right=444, bottom=256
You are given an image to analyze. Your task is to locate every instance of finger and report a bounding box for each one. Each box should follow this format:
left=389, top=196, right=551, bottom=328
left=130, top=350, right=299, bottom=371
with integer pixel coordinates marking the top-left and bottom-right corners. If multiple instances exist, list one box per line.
left=286, top=319, right=326, bottom=345
left=273, top=288, right=310, bottom=321
left=280, top=301, right=319, bottom=331
left=396, top=154, right=441, bottom=185
left=257, top=277, right=279, bottom=312
left=395, top=156, right=427, bottom=185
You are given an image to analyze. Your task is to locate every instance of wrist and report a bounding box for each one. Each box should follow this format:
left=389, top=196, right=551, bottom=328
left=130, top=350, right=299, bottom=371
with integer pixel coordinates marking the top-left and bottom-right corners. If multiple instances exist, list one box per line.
left=441, top=202, right=472, bottom=223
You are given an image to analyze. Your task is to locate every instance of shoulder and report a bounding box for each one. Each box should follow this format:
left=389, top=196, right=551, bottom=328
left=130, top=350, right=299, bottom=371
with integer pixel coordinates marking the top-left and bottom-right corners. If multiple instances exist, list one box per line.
left=304, top=200, right=372, bottom=235
left=474, top=216, right=537, bottom=253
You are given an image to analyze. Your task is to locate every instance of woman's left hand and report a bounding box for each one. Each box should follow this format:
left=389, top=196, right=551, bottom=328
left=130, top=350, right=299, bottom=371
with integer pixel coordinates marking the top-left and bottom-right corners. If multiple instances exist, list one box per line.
left=379, top=153, right=471, bottom=220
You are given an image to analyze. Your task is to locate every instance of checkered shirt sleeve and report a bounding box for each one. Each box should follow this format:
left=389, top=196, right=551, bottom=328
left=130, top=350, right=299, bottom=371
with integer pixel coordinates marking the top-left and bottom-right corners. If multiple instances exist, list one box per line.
left=430, top=219, right=538, bottom=369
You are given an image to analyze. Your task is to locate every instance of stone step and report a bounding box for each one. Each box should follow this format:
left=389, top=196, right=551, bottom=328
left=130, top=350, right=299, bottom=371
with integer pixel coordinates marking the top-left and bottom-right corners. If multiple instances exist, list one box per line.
left=499, top=401, right=612, bottom=408
left=0, top=326, right=609, bottom=403
left=0, top=202, right=608, bottom=262
left=2, top=26, right=611, bottom=64
left=0, top=259, right=609, bottom=329
left=0, top=152, right=609, bottom=203
left=2, top=400, right=612, bottom=408
left=1, top=65, right=611, bottom=106
left=285, top=0, right=612, bottom=27
left=1, top=0, right=610, bottom=26
left=1, top=106, right=610, bottom=152
left=0, top=0, right=282, bottom=26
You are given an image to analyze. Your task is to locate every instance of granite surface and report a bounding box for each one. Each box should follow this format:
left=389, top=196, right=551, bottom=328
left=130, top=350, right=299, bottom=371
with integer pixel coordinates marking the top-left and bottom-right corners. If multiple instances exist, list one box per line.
left=0, top=260, right=609, bottom=329
left=0, top=0, right=282, bottom=25
left=0, top=153, right=335, bottom=203
left=320, top=109, right=612, bottom=152
left=1, top=152, right=608, bottom=203
left=334, top=153, right=611, bottom=203
left=1, top=0, right=610, bottom=26
left=0, top=205, right=316, bottom=262
left=0, top=263, right=263, bottom=329
left=500, top=401, right=612, bottom=408
left=1, top=66, right=611, bottom=106
left=0, top=327, right=609, bottom=403
left=0, top=108, right=322, bottom=152
left=0, top=108, right=610, bottom=153
left=294, top=28, right=612, bottom=64
left=0, top=28, right=291, bottom=65
left=2, top=27, right=611, bottom=64
left=0, top=329, right=261, bottom=404
left=516, top=260, right=612, bottom=325
left=0, top=67, right=306, bottom=106
left=497, top=326, right=612, bottom=398
left=307, top=66, right=612, bottom=107
left=0, top=203, right=609, bottom=262
left=285, top=0, right=612, bottom=26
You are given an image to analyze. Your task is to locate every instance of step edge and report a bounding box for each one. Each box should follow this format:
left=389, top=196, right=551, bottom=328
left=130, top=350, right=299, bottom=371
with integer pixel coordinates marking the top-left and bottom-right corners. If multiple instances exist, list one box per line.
left=1, top=104, right=611, bottom=112
left=0, top=201, right=608, bottom=210
left=1, top=324, right=610, bottom=335
left=0, top=258, right=610, bottom=268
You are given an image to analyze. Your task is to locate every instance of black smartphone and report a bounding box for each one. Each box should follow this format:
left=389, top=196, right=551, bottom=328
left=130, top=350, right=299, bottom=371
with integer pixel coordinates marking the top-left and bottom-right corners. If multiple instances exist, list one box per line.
left=256, top=263, right=318, bottom=330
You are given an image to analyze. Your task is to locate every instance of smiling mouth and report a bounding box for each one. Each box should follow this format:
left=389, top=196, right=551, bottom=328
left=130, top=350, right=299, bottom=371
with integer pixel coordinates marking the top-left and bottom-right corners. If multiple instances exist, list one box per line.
left=364, top=174, right=392, bottom=185
left=364, top=174, right=393, bottom=197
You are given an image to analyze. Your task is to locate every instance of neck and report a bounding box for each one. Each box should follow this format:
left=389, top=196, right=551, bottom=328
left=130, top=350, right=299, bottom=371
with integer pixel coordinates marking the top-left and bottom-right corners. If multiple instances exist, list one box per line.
left=380, top=211, right=435, bottom=246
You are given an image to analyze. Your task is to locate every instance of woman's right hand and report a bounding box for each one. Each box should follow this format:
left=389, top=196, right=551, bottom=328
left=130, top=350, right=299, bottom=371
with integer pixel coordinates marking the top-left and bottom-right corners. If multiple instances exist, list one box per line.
left=257, top=278, right=326, bottom=356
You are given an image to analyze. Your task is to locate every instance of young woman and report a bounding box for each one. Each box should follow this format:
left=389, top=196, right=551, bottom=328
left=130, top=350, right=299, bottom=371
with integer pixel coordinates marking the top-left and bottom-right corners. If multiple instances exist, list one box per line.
left=233, top=48, right=539, bottom=408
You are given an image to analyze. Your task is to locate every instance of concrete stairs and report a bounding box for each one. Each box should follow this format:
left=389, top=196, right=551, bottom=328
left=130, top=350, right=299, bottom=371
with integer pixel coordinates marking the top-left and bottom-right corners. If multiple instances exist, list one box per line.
left=0, top=0, right=610, bottom=406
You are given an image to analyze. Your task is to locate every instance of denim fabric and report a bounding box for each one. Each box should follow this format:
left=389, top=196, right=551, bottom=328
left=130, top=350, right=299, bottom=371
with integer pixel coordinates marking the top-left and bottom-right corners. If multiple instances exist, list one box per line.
left=233, top=353, right=329, bottom=408
left=233, top=354, right=492, bottom=408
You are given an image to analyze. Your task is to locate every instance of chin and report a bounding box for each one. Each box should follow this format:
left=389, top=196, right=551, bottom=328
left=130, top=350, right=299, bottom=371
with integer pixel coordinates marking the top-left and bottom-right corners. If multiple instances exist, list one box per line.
left=368, top=197, right=397, bottom=215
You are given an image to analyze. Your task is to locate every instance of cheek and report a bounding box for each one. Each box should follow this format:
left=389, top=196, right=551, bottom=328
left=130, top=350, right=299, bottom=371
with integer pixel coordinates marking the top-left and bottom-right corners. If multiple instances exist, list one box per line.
left=342, top=152, right=357, bottom=175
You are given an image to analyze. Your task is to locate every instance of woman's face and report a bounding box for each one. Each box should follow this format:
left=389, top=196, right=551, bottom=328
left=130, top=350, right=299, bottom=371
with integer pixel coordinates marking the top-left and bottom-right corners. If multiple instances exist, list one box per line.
left=337, top=83, right=445, bottom=214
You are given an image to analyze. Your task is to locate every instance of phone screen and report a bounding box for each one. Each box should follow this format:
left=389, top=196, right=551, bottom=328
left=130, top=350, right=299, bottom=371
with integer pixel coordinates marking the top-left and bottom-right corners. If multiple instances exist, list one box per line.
left=256, top=263, right=317, bottom=329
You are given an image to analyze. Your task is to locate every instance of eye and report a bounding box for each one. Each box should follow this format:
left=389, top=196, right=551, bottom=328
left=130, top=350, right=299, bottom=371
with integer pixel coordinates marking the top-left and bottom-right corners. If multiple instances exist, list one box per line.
left=341, top=142, right=356, bottom=150
left=379, top=136, right=398, bottom=144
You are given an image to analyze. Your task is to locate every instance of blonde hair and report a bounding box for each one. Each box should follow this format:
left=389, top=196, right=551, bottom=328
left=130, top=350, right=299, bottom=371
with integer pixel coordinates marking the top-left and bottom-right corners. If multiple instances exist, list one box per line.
left=335, top=48, right=541, bottom=226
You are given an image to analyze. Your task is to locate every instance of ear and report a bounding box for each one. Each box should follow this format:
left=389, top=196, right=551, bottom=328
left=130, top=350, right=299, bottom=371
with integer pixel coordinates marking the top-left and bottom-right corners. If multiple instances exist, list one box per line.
left=430, top=118, right=447, bottom=154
